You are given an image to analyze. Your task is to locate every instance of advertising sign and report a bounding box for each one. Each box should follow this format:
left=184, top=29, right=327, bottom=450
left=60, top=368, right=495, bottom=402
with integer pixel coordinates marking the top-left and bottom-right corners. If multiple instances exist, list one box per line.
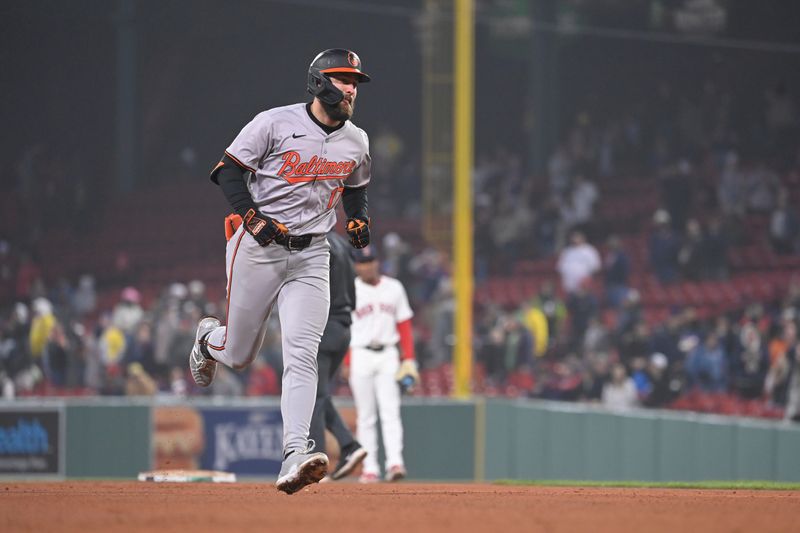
left=0, top=407, right=63, bottom=477
left=200, top=408, right=284, bottom=476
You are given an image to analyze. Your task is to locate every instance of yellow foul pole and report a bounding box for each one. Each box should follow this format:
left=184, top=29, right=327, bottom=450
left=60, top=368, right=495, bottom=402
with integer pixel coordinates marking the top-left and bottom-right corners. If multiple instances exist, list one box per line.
left=453, top=0, right=474, bottom=399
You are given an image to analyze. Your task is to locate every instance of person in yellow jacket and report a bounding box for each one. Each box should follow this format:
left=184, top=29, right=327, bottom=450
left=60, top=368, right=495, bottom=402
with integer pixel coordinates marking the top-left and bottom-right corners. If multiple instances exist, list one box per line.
left=29, top=298, right=56, bottom=360
left=521, top=306, right=549, bottom=357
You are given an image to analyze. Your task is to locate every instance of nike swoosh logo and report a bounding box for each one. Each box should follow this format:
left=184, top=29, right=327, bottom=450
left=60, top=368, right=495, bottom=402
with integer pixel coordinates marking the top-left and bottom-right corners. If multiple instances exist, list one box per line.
left=292, top=133, right=306, bottom=139
left=192, top=347, right=206, bottom=367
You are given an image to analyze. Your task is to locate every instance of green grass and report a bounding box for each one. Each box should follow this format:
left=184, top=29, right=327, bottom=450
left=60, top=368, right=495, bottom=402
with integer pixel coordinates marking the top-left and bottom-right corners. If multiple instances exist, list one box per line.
left=495, top=479, right=800, bottom=490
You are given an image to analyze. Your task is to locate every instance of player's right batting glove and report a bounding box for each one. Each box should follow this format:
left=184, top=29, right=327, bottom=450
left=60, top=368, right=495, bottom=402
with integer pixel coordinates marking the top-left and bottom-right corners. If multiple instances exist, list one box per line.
left=346, top=217, right=370, bottom=249
left=243, top=208, right=288, bottom=246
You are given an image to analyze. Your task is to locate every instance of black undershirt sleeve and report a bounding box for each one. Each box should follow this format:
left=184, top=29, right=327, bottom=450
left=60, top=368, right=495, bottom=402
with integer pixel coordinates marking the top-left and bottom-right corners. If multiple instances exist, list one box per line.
left=211, top=154, right=260, bottom=217
left=342, top=186, right=368, bottom=221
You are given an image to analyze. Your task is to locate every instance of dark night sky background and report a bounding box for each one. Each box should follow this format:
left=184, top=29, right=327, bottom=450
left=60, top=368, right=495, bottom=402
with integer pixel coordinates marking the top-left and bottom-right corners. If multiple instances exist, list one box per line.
left=2, top=0, right=800, bottom=192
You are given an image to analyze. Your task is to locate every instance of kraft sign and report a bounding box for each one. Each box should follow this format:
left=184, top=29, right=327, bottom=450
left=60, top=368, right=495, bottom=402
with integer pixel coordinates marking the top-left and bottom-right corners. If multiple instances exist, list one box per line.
left=200, top=408, right=283, bottom=476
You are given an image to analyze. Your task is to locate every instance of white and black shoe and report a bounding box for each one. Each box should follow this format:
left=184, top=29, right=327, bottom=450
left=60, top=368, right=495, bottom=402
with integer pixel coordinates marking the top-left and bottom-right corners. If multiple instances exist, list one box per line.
left=275, top=442, right=329, bottom=495
left=330, top=444, right=367, bottom=481
left=189, top=316, right=220, bottom=387
left=385, top=464, right=407, bottom=482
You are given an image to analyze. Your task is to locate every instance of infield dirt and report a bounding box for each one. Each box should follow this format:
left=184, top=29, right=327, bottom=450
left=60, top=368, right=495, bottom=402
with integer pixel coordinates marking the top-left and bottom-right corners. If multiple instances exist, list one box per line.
left=1, top=481, right=798, bottom=532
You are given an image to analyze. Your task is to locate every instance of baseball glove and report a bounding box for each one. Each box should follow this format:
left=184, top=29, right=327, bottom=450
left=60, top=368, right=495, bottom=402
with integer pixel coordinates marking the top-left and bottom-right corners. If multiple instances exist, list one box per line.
left=346, top=217, right=370, bottom=249
left=243, top=208, right=288, bottom=246
left=395, top=359, right=419, bottom=394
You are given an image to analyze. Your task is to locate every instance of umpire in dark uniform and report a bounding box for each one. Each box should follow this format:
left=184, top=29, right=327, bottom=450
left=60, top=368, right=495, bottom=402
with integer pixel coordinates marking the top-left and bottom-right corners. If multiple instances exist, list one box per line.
left=309, top=231, right=367, bottom=480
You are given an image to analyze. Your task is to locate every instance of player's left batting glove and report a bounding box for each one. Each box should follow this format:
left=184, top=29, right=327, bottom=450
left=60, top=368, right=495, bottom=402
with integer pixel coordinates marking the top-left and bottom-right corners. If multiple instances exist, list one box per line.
left=243, top=208, right=288, bottom=246
left=395, top=360, right=420, bottom=394
left=346, top=217, right=370, bottom=249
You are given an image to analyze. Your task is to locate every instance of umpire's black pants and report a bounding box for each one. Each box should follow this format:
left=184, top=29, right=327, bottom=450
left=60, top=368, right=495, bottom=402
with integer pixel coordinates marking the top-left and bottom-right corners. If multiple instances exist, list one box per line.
left=309, top=319, right=356, bottom=454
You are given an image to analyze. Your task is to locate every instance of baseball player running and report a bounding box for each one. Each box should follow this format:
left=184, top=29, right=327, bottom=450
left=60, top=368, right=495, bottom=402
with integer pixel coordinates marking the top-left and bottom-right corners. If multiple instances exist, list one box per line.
left=349, top=246, right=419, bottom=482
left=188, top=48, right=373, bottom=494
left=309, top=231, right=367, bottom=481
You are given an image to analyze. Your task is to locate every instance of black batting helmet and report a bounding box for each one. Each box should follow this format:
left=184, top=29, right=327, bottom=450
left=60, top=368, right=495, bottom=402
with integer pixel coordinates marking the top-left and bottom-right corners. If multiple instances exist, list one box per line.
left=307, top=48, right=371, bottom=106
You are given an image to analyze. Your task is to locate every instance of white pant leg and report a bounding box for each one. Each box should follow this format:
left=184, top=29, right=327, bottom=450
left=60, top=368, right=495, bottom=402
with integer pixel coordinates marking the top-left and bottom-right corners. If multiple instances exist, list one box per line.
left=206, top=227, right=286, bottom=369
left=375, top=348, right=404, bottom=470
left=349, top=349, right=379, bottom=475
left=277, top=237, right=331, bottom=454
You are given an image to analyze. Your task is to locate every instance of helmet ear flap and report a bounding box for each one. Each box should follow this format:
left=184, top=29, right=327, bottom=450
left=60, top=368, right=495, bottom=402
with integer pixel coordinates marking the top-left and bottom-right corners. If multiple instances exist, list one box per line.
left=307, top=69, right=344, bottom=106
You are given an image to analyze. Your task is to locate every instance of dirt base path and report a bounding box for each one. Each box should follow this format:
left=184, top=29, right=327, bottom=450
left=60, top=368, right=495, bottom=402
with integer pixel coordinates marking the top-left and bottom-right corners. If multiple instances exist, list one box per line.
left=2, top=482, right=798, bottom=533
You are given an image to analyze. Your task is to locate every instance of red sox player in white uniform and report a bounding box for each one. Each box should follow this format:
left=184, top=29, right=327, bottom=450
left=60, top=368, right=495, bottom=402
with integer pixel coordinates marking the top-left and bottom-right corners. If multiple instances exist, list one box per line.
left=188, top=49, right=373, bottom=495
left=349, top=245, right=419, bottom=483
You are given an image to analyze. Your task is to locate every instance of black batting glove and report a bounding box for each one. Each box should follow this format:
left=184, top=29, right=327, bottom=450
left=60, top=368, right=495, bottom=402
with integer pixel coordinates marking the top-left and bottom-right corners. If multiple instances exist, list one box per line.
left=243, top=208, right=288, bottom=246
left=346, top=217, right=370, bottom=249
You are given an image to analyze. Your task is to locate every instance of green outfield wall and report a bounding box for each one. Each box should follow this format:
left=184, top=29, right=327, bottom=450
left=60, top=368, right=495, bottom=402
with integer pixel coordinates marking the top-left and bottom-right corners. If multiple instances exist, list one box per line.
left=401, top=398, right=800, bottom=482
left=2, top=397, right=798, bottom=481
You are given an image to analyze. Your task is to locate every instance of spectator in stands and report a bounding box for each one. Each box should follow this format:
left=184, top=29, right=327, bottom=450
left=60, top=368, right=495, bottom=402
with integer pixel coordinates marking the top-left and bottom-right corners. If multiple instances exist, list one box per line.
left=783, top=344, right=800, bottom=422
left=95, top=315, right=127, bottom=394
left=769, top=188, right=799, bottom=255
left=152, top=283, right=187, bottom=379
left=125, top=362, right=157, bottom=396
left=746, top=161, right=780, bottom=213
left=618, top=320, right=651, bottom=365
left=187, top=280, right=209, bottom=315
left=765, top=330, right=798, bottom=412
left=557, top=230, right=601, bottom=295
left=583, top=317, right=611, bottom=355
left=603, top=235, right=630, bottom=308
left=649, top=311, right=685, bottom=364
left=528, top=281, right=568, bottom=348
left=492, top=195, right=535, bottom=271
left=29, top=298, right=55, bottom=368
left=615, top=289, right=643, bottom=340
left=43, top=320, right=70, bottom=388
left=112, top=286, right=144, bottom=336
left=211, top=366, right=244, bottom=397
left=632, top=352, right=677, bottom=407
left=730, top=328, right=769, bottom=400
left=478, top=306, right=508, bottom=386
left=246, top=356, right=279, bottom=396
left=703, top=216, right=730, bottom=280
left=548, top=144, right=572, bottom=198
left=408, top=246, right=449, bottom=304
left=0, top=303, right=32, bottom=387
left=0, top=240, right=14, bottom=303
left=487, top=313, right=535, bottom=383
left=677, top=218, right=705, bottom=281
left=71, top=274, right=97, bottom=317
left=123, top=321, right=157, bottom=377
left=660, top=158, right=694, bottom=233
left=169, top=366, right=188, bottom=397
left=560, top=171, right=599, bottom=234
left=602, top=363, right=639, bottom=411
left=582, top=351, right=611, bottom=401
left=566, top=281, right=598, bottom=353
left=717, top=151, right=746, bottom=218
left=686, top=331, right=728, bottom=393
left=540, top=355, right=583, bottom=401
left=648, top=209, right=681, bottom=284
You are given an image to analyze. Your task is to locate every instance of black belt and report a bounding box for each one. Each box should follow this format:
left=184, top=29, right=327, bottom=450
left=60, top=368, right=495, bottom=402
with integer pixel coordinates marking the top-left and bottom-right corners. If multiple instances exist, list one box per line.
left=274, top=234, right=314, bottom=251
left=365, top=343, right=386, bottom=352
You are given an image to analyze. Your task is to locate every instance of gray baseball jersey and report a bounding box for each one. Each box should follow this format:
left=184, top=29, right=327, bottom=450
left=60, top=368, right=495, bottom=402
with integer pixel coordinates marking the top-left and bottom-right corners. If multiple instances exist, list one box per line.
left=202, top=102, right=372, bottom=456
left=225, top=103, right=371, bottom=234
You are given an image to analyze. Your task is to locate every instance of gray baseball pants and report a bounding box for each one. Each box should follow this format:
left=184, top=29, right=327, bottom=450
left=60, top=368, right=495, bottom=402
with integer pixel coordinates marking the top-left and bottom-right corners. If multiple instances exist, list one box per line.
left=206, top=225, right=330, bottom=454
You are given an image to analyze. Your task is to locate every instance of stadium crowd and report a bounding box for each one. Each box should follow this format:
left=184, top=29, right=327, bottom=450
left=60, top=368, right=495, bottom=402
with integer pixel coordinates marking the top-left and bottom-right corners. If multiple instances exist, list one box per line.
left=1, top=71, right=799, bottom=422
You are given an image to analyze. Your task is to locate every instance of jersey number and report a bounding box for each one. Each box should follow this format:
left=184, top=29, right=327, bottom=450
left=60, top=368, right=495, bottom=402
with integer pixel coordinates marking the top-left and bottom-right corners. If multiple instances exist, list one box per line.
left=327, top=187, right=345, bottom=209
